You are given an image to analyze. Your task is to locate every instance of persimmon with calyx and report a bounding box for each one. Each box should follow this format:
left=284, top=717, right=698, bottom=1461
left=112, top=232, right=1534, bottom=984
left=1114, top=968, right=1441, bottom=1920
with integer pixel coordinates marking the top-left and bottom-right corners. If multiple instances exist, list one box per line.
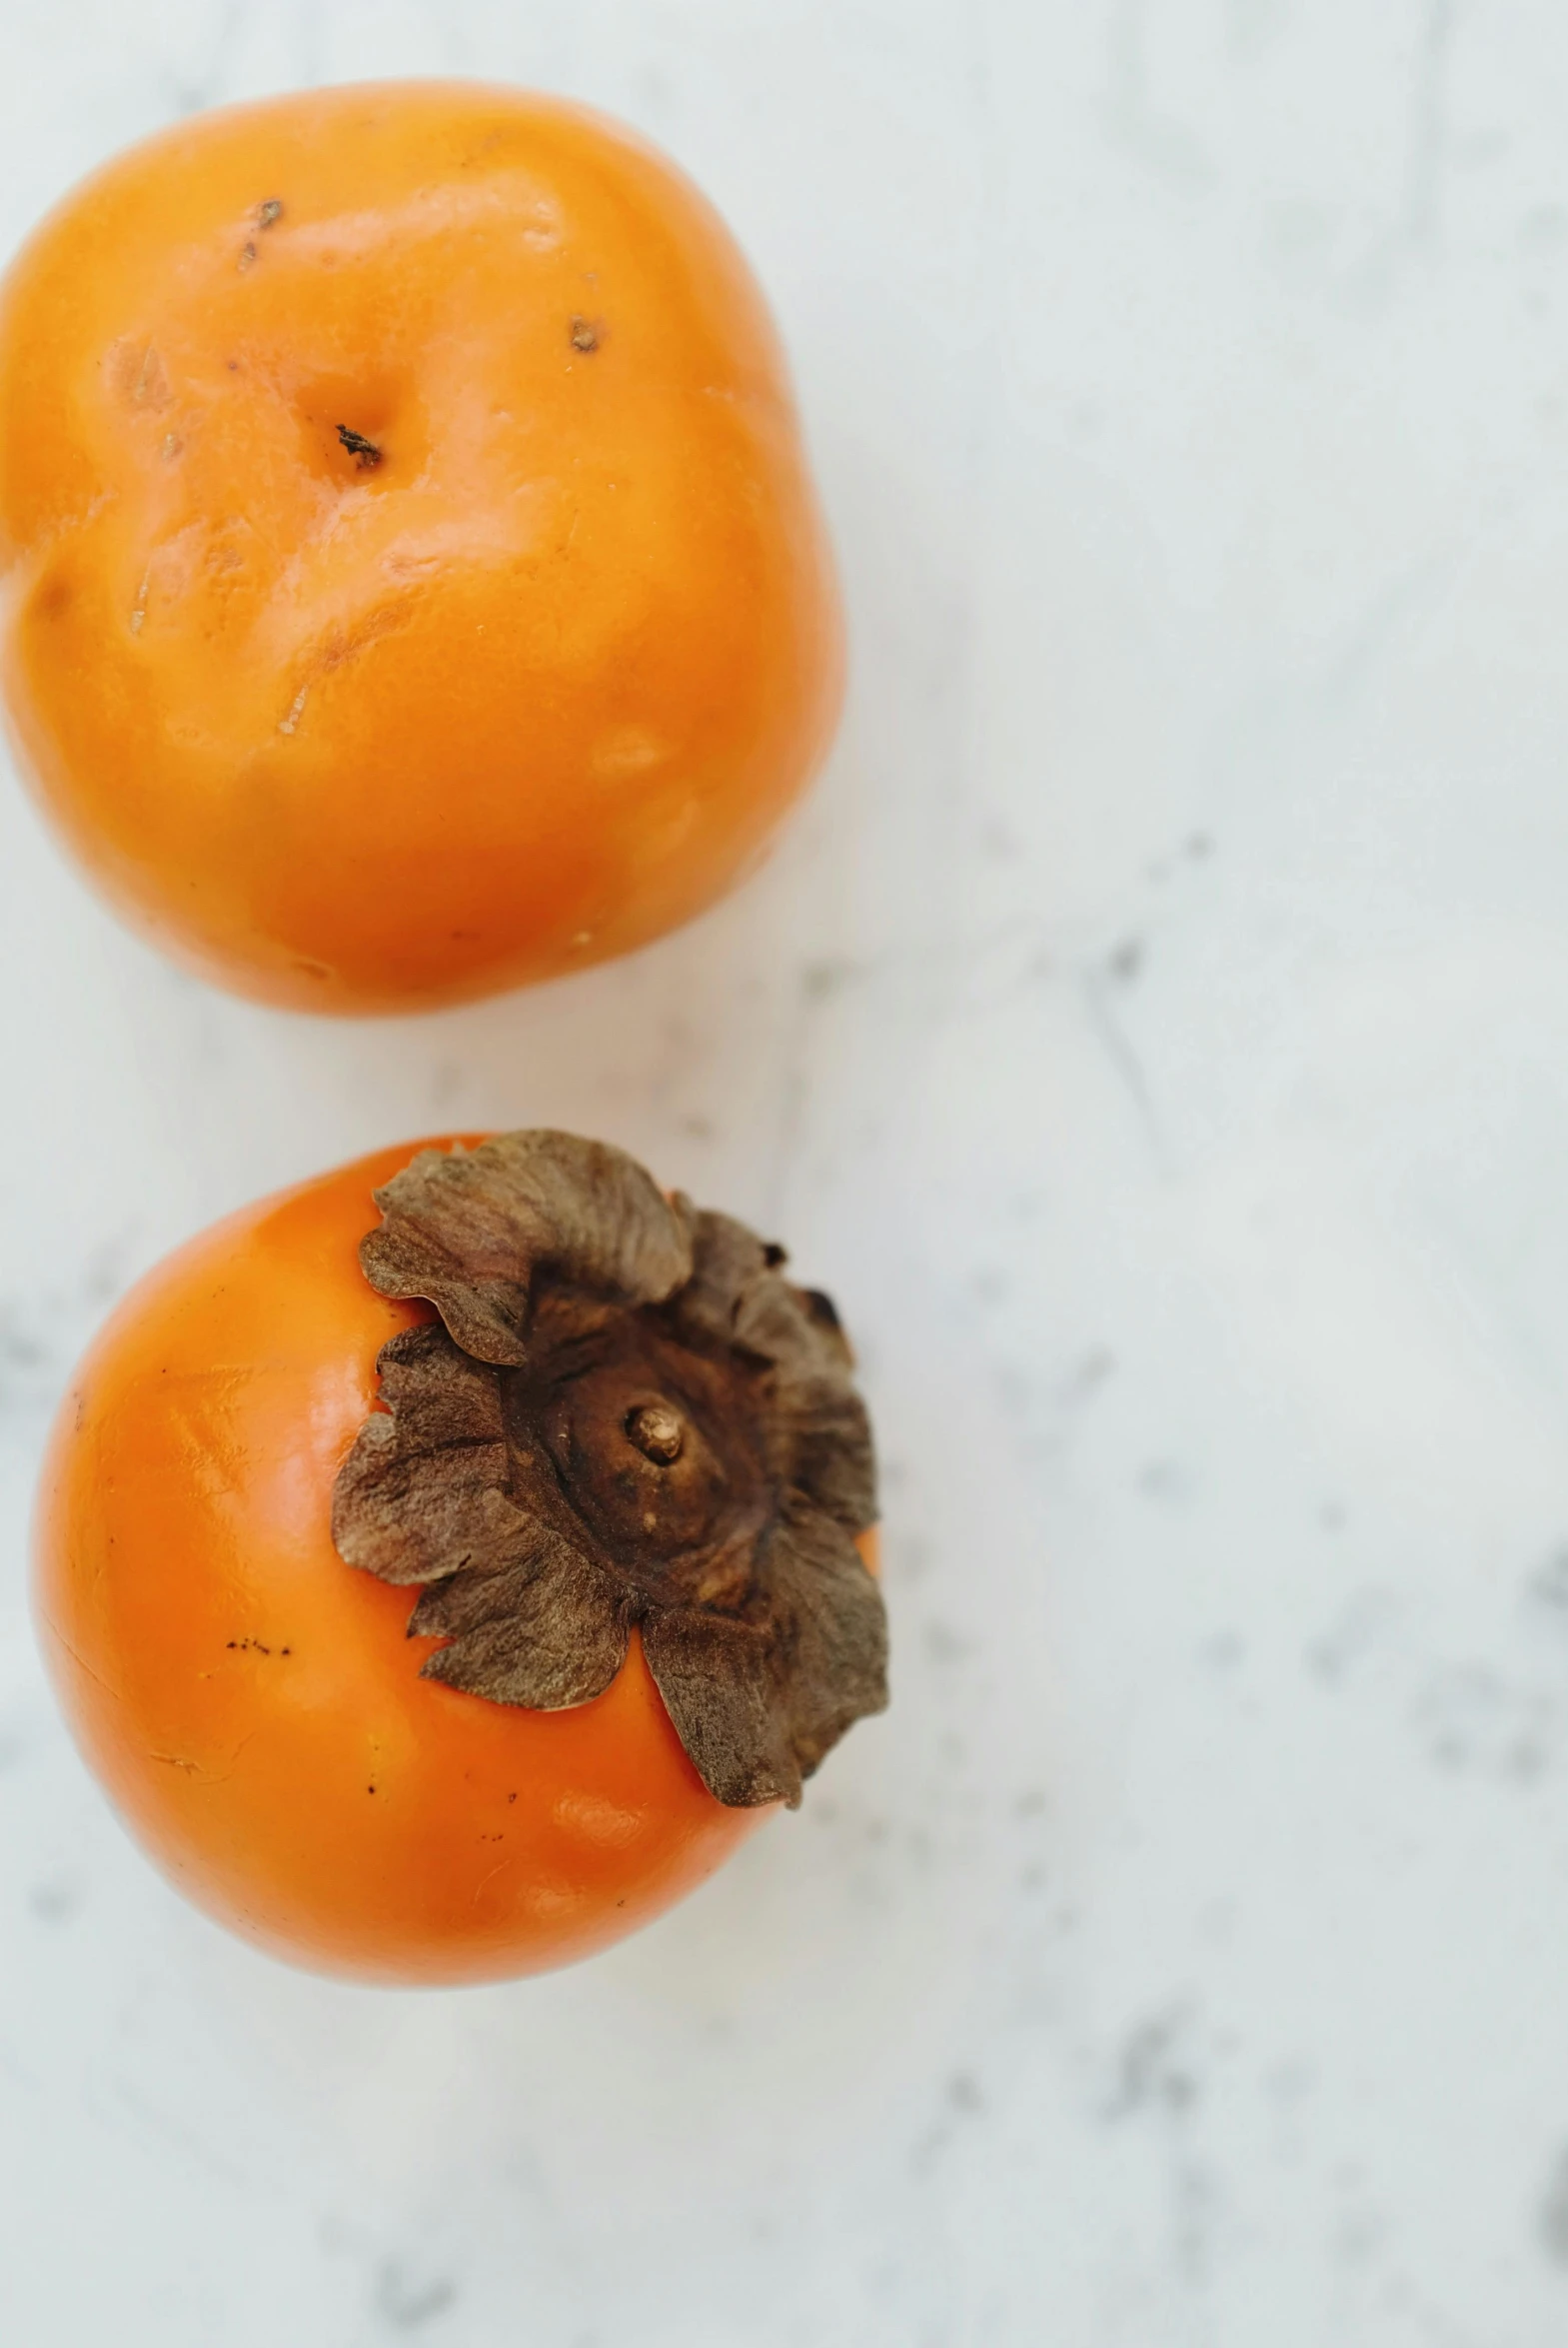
left=0, top=83, right=842, bottom=1013
left=34, top=1134, right=885, bottom=1983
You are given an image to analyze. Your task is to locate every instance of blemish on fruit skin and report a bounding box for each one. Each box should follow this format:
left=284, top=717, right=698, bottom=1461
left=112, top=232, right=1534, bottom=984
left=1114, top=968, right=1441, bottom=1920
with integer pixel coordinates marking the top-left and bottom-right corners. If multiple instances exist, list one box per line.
left=279, top=684, right=309, bottom=736
left=132, top=344, right=168, bottom=407
left=33, top=573, right=72, bottom=623
left=238, top=200, right=282, bottom=269
left=336, top=424, right=382, bottom=470
left=103, top=339, right=170, bottom=411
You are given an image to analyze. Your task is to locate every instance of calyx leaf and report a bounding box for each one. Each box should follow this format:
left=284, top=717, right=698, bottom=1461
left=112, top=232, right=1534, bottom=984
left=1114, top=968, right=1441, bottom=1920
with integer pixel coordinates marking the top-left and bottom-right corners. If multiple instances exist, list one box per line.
left=332, top=1133, right=886, bottom=1806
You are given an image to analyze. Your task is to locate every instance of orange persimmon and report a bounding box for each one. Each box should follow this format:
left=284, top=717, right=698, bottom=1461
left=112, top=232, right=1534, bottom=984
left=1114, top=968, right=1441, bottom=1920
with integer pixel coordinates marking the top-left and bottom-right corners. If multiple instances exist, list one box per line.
left=34, top=1135, right=884, bottom=1983
left=0, top=84, right=842, bottom=1014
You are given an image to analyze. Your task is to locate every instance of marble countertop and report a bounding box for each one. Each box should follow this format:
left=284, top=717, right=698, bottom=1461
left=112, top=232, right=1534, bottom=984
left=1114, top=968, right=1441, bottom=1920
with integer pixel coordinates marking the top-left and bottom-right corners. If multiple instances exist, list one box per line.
left=4, top=3, right=1568, bottom=2342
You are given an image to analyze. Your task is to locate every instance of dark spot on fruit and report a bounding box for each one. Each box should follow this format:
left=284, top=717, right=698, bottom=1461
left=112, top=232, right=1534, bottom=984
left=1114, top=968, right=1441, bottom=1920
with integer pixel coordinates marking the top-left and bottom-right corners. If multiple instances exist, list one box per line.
left=336, top=424, right=382, bottom=470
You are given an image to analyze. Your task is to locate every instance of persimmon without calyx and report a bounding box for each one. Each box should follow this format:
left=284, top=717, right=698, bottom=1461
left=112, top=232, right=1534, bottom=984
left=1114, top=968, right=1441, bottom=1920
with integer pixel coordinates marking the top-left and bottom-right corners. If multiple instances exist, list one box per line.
left=0, top=83, right=842, bottom=1013
left=34, top=1134, right=885, bottom=1984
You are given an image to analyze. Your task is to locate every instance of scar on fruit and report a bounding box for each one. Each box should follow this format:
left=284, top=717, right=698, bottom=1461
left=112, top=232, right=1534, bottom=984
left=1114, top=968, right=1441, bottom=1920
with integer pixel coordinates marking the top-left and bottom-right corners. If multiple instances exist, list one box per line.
left=332, top=1132, right=888, bottom=1808
left=569, top=316, right=601, bottom=352
left=336, top=425, right=382, bottom=470
left=239, top=202, right=284, bottom=265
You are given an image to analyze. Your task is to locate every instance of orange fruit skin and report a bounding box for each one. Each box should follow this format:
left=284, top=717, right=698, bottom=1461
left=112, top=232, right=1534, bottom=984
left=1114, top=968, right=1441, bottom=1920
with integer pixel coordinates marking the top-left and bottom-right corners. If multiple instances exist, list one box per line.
left=0, top=84, right=842, bottom=1014
left=32, top=1140, right=768, bottom=1984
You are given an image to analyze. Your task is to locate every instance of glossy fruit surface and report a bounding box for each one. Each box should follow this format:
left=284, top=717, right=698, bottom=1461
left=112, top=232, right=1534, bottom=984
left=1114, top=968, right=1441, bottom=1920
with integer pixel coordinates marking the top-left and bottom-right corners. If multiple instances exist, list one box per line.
left=0, top=83, right=841, bottom=1012
left=33, top=1140, right=767, bottom=1982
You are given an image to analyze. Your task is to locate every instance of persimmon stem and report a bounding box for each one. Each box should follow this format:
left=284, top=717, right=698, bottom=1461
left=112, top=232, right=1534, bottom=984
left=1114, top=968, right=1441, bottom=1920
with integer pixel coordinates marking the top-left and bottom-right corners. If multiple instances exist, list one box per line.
left=337, top=425, right=382, bottom=470
left=627, top=1402, right=685, bottom=1463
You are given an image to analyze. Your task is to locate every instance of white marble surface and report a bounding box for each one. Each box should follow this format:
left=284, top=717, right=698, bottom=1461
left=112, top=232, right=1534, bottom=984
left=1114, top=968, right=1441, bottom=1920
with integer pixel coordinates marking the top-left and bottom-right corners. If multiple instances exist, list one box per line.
left=4, top=2, right=1568, bottom=2340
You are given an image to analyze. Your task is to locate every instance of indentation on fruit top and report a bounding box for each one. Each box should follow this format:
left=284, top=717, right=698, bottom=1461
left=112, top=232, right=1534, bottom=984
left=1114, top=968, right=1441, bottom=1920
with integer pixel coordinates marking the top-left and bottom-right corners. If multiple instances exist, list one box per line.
left=292, top=373, right=423, bottom=488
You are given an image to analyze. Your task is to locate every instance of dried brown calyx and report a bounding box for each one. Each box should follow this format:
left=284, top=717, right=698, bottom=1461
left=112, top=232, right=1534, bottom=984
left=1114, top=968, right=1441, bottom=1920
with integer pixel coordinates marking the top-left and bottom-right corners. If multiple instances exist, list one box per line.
left=332, top=1133, right=887, bottom=1806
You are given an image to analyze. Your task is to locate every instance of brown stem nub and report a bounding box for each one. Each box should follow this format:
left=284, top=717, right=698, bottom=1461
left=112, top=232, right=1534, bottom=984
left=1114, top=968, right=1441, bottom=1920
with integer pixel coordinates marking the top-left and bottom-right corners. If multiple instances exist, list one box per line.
left=337, top=425, right=382, bottom=470
left=627, top=1401, right=685, bottom=1463
left=332, top=1133, right=886, bottom=1807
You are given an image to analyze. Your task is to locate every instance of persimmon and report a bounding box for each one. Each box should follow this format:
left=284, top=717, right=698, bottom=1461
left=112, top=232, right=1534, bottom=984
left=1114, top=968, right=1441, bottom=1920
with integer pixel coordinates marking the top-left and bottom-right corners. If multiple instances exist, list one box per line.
left=0, top=83, right=842, bottom=1014
left=34, top=1134, right=884, bottom=1983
